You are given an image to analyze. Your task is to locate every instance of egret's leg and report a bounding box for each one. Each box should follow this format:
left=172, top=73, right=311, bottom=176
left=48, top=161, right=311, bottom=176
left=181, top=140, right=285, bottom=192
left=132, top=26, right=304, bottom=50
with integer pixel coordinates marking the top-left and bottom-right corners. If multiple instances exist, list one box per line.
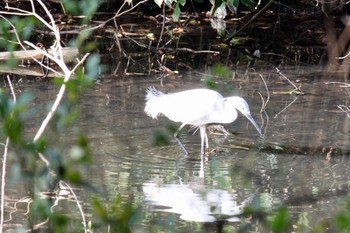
left=174, top=123, right=188, bottom=155
left=199, top=152, right=204, bottom=178
left=199, top=126, right=207, bottom=155
left=205, top=131, right=209, bottom=149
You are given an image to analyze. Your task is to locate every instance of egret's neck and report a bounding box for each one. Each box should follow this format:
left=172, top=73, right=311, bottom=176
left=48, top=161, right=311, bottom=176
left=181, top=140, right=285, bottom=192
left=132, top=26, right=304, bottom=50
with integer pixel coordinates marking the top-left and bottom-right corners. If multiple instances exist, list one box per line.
left=219, top=100, right=238, bottom=123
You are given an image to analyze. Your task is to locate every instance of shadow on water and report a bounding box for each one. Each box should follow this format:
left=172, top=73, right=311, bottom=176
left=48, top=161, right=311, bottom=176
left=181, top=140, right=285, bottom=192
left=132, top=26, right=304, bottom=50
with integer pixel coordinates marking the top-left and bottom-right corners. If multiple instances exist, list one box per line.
left=2, top=65, right=350, bottom=232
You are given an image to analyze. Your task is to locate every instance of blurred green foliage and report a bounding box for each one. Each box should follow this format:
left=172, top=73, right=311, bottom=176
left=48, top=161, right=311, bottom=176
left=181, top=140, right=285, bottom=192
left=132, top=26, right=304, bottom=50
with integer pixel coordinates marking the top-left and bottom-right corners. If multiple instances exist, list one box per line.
left=203, top=63, right=232, bottom=90
left=268, top=208, right=290, bottom=233
left=92, top=195, right=141, bottom=232
left=335, top=200, right=350, bottom=232
left=62, top=0, right=102, bottom=23
left=0, top=0, right=102, bottom=232
left=152, top=130, right=171, bottom=146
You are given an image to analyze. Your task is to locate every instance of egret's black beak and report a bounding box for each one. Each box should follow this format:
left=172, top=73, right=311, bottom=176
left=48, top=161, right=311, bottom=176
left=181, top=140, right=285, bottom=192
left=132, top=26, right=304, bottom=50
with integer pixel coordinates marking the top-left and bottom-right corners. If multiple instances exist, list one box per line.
left=242, top=112, right=263, bottom=138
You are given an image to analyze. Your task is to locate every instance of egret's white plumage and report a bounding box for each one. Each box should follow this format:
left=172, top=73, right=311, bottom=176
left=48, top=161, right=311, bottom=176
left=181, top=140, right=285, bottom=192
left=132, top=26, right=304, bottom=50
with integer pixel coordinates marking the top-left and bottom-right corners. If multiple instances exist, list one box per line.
left=145, top=87, right=262, bottom=155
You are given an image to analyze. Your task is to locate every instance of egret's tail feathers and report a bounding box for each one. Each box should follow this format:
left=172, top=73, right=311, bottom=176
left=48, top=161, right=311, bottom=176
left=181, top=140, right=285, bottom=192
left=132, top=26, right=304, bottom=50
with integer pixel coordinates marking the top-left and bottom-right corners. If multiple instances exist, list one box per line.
left=145, top=86, right=164, bottom=100
left=144, top=86, right=165, bottom=119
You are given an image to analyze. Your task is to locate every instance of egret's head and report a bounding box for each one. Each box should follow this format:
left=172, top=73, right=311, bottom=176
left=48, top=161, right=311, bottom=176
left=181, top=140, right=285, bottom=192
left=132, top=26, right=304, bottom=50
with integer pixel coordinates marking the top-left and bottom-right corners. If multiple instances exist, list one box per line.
left=229, top=96, right=250, bottom=115
left=228, top=97, right=262, bottom=137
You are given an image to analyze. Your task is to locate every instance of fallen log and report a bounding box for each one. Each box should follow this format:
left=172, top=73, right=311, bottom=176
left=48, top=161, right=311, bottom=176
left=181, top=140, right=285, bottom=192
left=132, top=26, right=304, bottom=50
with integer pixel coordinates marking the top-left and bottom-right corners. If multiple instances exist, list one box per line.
left=0, top=47, right=79, bottom=64
left=0, top=65, right=64, bottom=78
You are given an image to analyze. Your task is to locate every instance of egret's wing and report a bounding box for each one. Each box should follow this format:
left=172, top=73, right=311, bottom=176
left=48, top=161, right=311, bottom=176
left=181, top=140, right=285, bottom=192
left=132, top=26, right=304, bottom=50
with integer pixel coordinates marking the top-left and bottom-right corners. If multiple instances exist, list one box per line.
left=158, top=89, right=225, bottom=124
left=189, top=96, right=227, bottom=125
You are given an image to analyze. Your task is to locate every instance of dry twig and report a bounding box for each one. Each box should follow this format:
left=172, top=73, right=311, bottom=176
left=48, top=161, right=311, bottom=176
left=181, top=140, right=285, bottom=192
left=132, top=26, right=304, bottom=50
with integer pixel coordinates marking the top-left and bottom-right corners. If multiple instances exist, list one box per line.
left=276, top=68, right=304, bottom=95
left=0, top=76, right=16, bottom=233
left=258, top=74, right=269, bottom=136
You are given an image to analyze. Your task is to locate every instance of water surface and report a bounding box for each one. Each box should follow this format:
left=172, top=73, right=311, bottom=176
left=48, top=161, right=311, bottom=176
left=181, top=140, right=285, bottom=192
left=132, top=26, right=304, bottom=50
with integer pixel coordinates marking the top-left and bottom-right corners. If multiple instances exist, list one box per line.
left=2, top=66, right=350, bottom=232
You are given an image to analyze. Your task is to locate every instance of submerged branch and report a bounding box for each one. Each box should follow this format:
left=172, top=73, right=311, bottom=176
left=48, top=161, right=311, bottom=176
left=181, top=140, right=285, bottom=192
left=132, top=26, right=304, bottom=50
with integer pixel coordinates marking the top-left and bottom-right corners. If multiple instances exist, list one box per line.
left=274, top=96, right=299, bottom=118
left=259, top=74, right=270, bottom=112
left=258, top=74, right=270, bottom=136
left=276, top=68, right=304, bottom=95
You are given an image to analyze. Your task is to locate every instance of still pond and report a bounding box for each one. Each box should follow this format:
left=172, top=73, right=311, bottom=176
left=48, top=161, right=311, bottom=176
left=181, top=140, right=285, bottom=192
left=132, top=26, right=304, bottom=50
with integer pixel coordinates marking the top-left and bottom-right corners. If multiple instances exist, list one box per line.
left=2, top=65, right=350, bottom=232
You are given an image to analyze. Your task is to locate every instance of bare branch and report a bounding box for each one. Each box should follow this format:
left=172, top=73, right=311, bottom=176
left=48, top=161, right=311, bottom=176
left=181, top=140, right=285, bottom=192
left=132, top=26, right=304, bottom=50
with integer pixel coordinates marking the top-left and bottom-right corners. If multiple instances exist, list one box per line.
left=0, top=15, right=63, bottom=76
left=60, top=181, right=88, bottom=233
left=2, top=2, right=91, bottom=143
left=0, top=76, right=17, bottom=233
left=276, top=68, right=304, bottom=95
left=259, top=74, right=270, bottom=112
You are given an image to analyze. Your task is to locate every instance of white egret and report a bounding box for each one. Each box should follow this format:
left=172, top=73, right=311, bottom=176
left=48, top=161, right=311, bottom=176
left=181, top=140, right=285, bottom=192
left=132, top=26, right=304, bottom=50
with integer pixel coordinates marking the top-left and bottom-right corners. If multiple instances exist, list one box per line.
left=144, top=87, right=262, bottom=155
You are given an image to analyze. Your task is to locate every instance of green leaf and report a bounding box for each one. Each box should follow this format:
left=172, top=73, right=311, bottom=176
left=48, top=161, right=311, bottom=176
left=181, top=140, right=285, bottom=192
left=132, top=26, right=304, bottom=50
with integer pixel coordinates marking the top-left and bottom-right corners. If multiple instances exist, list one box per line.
left=227, top=0, right=239, bottom=14
left=164, top=0, right=173, bottom=6
left=296, top=212, right=310, bottom=230
left=62, top=0, right=101, bottom=18
left=241, top=0, right=253, bottom=8
left=154, top=0, right=163, bottom=7
left=211, top=63, right=231, bottom=79
left=203, top=76, right=218, bottom=89
left=336, top=214, right=350, bottom=231
left=230, top=37, right=249, bottom=45
left=64, top=170, right=82, bottom=184
left=86, top=53, right=100, bottom=81
left=80, top=0, right=101, bottom=22
left=178, top=0, right=186, bottom=6
left=211, top=0, right=223, bottom=17
left=172, top=3, right=180, bottom=22
left=269, top=208, right=290, bottom=233
left=153, top=130, right=170, bottom=146
left=32, top=138, right=47, bottom=153
left=91, top=196, right=108, bottom=220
